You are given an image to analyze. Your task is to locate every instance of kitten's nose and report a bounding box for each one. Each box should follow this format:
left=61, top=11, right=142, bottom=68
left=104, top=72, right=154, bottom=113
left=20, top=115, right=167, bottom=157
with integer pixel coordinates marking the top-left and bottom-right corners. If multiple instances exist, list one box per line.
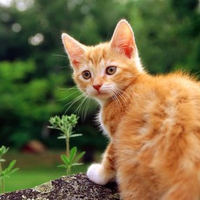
left=93, top=84, right=102, bottom=91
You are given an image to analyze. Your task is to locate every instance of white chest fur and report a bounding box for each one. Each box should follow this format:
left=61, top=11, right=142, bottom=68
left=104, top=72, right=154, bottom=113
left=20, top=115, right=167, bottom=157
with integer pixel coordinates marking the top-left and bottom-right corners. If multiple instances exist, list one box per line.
left=98, top=109, right=110, bottom=137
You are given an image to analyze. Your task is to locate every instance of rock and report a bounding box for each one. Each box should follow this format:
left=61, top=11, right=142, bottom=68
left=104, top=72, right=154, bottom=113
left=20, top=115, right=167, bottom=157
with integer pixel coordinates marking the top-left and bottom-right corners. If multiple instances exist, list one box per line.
left=0, top=173, right=120, bottom=200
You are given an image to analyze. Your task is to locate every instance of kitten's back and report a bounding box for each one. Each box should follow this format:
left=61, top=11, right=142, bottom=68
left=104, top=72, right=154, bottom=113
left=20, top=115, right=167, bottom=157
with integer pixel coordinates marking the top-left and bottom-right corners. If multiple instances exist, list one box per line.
left=113, top=72, right=200, bottom=199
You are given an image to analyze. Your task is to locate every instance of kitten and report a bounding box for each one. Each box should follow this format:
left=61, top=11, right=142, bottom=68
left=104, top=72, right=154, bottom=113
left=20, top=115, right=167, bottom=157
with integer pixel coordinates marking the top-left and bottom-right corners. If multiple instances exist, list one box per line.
left=62, top=19, right=200, bottom=200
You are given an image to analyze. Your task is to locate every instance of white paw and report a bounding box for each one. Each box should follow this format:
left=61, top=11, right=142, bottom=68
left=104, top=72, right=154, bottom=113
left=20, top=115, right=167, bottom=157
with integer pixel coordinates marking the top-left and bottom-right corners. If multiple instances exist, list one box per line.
left=86, top=163, right=108, bottom=185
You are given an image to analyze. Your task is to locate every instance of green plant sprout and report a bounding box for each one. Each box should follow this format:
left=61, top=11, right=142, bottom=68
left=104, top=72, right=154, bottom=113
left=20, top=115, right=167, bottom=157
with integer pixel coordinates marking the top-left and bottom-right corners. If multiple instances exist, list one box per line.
left=0, top=146, right=19, bottom=193
left=48, top=114, right=85, bottom=175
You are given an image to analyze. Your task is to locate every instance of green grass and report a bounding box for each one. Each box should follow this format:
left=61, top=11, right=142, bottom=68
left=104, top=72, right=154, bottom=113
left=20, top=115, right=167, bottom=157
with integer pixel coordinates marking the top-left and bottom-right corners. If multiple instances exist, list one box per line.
left=4, top=165, right=88, bottom=192
left=1, top=151, right=89, bottom=193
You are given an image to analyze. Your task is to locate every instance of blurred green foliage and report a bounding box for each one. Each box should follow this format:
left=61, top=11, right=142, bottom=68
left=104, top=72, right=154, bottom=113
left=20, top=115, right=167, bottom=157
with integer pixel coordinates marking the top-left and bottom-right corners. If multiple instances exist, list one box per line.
left=0, top=0, right=199, bottom=150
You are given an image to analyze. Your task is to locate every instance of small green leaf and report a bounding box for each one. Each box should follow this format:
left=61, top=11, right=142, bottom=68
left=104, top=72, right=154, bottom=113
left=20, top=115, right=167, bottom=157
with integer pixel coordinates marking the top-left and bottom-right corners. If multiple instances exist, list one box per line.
left=57, top=135, right=66, bottom=139
left=57, top=164, right=67, bottom=168
left=74, top=151, right=85, bottom=163
left=3, top=168, right=19, bottom=178
left=6, top=160, right=17, bottom=172
left=70, top=134, right=83, bottom=138
left=60, top=155, right=69, bottom=165
left=47, top=126, right=59, bottom=130
left=72, top=163, right=83, bottom=166
left=9, top=168, right=19, bottom=175
left=0, top=160, right=19, bottom=179
left=69, top=147, right=77, bottom=163
left=0, top=146, right=9, bottom=156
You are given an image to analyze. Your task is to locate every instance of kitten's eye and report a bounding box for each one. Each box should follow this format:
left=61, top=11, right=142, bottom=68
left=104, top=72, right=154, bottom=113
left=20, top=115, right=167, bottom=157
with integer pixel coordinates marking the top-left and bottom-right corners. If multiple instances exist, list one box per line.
left=82, top=70, right=91, bottom=80
left=106, top=66, right=117, bottom=75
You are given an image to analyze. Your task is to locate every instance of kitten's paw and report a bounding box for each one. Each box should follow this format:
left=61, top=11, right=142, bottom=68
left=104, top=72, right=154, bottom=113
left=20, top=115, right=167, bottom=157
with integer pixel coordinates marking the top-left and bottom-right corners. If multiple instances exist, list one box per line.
left=87, top=163, right=109, bottom=185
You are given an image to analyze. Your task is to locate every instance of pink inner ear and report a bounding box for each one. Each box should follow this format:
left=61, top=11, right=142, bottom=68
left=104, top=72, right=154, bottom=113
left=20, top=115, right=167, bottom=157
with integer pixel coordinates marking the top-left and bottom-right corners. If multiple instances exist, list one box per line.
left=68, top=48, right=85, bottom=67
left=125, top=47, right=133, bottom=59
left=72, top=60, right=80, bottom=66
left=123, top=42, right=133, bottom=59
left=114, top=39, right=134, bottom=59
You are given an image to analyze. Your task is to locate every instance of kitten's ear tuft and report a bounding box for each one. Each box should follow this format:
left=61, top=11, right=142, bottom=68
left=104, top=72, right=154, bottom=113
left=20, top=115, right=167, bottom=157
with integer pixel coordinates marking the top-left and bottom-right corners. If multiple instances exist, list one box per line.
left=110, top=19, right=136, bottom=59
left=62, top=33, right=85, bottom=67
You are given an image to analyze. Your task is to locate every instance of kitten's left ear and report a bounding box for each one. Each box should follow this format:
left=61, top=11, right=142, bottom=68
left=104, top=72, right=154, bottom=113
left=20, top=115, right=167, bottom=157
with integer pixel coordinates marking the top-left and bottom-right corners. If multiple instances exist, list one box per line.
left=62, top=33, right=86, bottom=68
left=110, top=19, right=137, bottom=59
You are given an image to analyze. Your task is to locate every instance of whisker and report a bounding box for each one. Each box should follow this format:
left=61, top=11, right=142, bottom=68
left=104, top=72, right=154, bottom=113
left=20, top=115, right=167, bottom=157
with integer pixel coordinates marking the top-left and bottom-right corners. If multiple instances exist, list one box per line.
left=74, top=95, right=88, bottom=116
left=117, top=89, right=132, bottom=103
left=64, top=93, right=85, bottom=114
left=58, top=65, right=71, bottom=69
left=65, top=86, right=79, bottom=91
left=112, top=88, right=132, bottom=109
left=82, top=97, right=92, bottom=121
left=81, top=98, right=90, bottom=121
left=56, top=86, right=80, bottom=101
left=68, top=94, right=92, bottom=122
left=112, top=91, right=123, bottom=111
left=59, top=91, right=80, bottom=101
left=51, top=54, right=68, bottom=58
left=57, top=85, right=93, bottom=121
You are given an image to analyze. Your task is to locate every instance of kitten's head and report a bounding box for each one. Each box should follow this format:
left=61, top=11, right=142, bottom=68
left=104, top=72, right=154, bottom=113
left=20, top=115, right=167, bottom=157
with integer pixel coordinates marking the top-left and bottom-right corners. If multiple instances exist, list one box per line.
left=62, top=19, right=143, bottom=103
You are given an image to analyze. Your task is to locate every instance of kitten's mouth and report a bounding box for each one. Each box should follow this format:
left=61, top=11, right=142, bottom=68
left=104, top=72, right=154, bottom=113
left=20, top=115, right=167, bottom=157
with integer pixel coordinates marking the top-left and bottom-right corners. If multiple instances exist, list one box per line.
left=87, top=89, right=111, bottom=100
left=94, top=91, right=110, bottom=99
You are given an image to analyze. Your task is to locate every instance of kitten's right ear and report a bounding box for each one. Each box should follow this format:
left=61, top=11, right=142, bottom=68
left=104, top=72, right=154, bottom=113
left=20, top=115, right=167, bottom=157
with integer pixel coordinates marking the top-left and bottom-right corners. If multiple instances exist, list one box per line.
left=110, top=19, right=136, bottom=59
left=62, top=33, right=85, bottom=68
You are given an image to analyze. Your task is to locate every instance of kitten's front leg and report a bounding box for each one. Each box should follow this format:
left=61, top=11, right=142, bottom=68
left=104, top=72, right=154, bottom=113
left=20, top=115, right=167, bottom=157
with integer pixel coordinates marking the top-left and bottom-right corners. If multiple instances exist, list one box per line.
left=87, top=142, right=116, bottom=185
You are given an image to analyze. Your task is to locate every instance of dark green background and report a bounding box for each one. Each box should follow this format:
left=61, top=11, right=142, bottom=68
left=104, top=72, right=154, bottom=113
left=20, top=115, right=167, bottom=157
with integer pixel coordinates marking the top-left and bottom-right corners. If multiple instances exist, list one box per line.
left=0, top=0, right=199, bottom=151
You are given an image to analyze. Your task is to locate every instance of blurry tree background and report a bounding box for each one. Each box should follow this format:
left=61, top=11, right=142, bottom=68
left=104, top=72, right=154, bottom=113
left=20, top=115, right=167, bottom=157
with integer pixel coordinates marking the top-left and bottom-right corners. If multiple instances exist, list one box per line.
left=0, top=0, right=199, bottom=151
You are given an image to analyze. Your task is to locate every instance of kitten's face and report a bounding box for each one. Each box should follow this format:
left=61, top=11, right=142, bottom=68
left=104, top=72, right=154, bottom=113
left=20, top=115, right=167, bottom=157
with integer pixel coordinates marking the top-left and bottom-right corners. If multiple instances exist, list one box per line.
left=72, top=44, right=140, bottom=101
left=62, top=20, right=143, bottom=103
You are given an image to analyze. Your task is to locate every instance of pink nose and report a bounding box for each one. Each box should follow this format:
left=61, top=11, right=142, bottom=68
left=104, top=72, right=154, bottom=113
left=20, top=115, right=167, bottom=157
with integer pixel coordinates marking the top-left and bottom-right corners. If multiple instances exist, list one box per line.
left=93, top=84, right=102, bottom=91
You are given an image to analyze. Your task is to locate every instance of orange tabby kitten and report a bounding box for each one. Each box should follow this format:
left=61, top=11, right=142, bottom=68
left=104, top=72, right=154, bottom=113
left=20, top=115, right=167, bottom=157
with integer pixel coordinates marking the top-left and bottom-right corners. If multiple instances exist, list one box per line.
left=62, top=19, right=200, bottom=200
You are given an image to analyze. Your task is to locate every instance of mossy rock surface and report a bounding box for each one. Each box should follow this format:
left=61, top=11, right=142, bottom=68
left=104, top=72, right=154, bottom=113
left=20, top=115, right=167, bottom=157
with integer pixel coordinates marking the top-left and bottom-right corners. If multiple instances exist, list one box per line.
left=0, top=173, right=120, bottom=200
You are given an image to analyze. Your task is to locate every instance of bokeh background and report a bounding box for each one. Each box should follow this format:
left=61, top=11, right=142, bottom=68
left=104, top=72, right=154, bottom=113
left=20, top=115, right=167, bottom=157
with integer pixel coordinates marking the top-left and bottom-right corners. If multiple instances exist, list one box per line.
left=0, top=0, right=199, bottom=192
